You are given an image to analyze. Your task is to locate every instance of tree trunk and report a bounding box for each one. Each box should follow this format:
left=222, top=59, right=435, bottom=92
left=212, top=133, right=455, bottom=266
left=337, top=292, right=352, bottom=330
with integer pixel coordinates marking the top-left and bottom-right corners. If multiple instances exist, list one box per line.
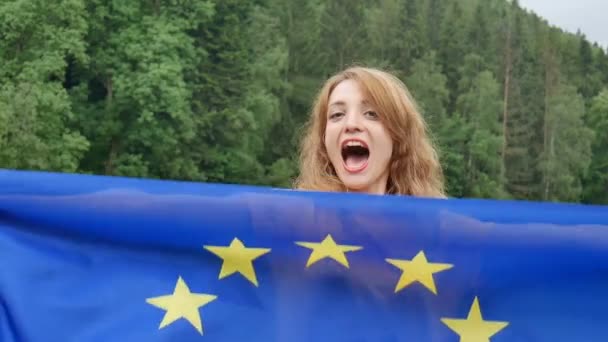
left=501, top=27, right=511, bottom=181
left=545, top=129, right=555, bottom=199
left=543, top=84, right=551, bottom=201
left=104, top=77, right=117, bottom=175
left=542, top=35, right=559, bottom=200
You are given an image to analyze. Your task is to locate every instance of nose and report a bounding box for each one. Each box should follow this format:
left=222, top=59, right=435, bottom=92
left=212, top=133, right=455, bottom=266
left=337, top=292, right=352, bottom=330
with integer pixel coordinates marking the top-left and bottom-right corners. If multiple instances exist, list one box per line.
left=344, top=111, right=363, bottom=133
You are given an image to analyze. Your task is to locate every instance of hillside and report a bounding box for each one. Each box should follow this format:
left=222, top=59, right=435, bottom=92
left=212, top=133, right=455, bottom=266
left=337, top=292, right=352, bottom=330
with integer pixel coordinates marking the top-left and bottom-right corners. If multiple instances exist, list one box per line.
left=1, top=0, right=607, bottom=204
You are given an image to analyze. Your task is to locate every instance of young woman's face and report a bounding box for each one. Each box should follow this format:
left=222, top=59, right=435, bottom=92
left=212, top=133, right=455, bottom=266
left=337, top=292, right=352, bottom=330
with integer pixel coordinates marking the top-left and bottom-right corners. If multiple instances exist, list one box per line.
left=324, top=79, right=393, bottom=194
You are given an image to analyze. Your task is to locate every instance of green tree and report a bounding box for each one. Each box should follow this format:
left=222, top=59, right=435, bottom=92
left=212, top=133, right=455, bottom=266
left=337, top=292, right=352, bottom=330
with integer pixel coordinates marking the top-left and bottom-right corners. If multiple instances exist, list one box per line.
left=598, top=48, right=608, bottom=86
left=582, top=89, right=608, bottom=204
left=467, top=2, right=491, bottom=61
left=242, top=2, right=291, bottom=186
left=1, top=0, right=607, bottom=204
left=539, top=82, right=593, bottom=202
left=406, top=51, right=467, bottom=197
left=73, top=0, right=214, bottom=180
left=455, top=54, right=506, bottom=198
left=261, top=0, right=326, bottom=186
left=363, top=0, right=403, bottom=66
left=577, top=34, right=603, bottom=100
left=426, top=0, right=446, bottom=50
left=406, top=51, right=449, bottom=131
left=502, top=1, right=544, bottom=199
left=318, top=0, right=367, bottom=72
left=438, top=1, right=468, bottom=111
left=398, top=0, right=428, bottom=73
left=437, top=115, right=470, bottom=198
left=0, top=0, right=89, bottom=172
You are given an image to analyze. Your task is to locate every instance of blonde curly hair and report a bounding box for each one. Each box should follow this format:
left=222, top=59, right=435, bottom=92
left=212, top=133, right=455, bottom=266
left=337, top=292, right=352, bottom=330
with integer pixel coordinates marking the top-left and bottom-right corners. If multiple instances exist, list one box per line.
left=294, top=66, right=445, bottom=198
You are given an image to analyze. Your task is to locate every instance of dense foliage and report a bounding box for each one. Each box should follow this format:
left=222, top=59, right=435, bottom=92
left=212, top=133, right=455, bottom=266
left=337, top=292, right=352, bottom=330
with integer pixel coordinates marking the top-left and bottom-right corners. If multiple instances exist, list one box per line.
left=1, top=0, right=607, bottom=204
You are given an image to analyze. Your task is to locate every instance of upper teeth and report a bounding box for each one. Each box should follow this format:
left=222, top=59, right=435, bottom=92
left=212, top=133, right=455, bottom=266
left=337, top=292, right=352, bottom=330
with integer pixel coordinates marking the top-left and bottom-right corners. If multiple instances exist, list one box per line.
left=346, top=141, right=363, bottom=147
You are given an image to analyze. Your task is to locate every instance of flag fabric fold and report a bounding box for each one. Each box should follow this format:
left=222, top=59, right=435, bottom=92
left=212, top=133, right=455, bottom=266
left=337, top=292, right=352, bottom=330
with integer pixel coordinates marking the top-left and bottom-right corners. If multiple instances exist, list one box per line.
left=1, top=169, right=607, bottom=341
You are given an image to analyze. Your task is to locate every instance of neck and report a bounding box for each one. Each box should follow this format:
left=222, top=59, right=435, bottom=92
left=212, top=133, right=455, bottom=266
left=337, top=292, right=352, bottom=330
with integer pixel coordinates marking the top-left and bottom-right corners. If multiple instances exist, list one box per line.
left=347, top=176, right=389, bottom=195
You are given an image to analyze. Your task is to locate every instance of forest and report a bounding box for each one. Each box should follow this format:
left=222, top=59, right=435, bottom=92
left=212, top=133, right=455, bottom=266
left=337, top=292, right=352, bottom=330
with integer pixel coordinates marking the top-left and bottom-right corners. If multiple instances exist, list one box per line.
left=1, top=0, right=607, bottom=204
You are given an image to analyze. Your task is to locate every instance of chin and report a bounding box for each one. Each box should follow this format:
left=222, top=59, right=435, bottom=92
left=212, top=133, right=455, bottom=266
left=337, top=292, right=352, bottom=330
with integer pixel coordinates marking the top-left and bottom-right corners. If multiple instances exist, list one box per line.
left=340, top=177, right=374, bottom=192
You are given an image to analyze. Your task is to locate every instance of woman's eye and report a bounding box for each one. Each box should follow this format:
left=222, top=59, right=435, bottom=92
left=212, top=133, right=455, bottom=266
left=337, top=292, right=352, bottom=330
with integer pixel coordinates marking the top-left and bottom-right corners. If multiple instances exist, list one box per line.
left=329, top=112, right=344, bottom=120
left=364, top=111, right=378, bottom=119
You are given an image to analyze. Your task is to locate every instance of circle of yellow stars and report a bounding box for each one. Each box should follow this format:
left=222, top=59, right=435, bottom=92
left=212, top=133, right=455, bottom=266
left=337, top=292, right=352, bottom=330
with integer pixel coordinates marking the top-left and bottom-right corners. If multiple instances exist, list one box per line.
left=145, top=233, right=509, bottom=340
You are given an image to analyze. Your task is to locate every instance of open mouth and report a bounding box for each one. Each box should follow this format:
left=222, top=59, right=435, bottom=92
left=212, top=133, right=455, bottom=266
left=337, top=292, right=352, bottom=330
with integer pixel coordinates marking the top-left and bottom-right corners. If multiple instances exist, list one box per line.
left=341, top=140, right=370, bottom=173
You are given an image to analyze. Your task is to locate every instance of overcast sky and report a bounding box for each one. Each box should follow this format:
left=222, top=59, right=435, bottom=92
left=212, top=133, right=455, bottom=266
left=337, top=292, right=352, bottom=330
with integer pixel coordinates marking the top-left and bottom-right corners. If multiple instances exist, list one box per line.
left=518, top=0, right=607, bottom=49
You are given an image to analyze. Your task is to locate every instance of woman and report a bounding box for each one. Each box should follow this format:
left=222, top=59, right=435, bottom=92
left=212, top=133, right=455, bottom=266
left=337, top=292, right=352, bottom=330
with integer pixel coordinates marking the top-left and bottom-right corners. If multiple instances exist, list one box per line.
left=294, top=66, right=445, bottom=198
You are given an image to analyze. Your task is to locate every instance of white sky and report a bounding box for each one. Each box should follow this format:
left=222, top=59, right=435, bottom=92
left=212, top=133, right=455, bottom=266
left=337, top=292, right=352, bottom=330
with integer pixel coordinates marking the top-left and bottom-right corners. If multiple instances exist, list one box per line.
left=518, top=0, right=607, bottom=49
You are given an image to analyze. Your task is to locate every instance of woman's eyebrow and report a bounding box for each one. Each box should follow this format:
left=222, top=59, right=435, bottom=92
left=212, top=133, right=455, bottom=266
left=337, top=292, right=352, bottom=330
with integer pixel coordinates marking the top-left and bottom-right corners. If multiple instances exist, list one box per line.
left=328, top=101, right=346, bottom=108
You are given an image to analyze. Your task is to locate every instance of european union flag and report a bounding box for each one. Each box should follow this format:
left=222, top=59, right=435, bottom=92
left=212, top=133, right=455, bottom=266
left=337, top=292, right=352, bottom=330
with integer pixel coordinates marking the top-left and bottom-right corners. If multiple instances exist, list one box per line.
left=1, top=170, right=607, bottom=341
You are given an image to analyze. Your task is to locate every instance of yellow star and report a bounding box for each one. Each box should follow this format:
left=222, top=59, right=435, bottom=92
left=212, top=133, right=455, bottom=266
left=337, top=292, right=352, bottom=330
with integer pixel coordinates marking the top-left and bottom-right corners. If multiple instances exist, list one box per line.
left=146, top=276, right=217, bottom=335
left=441, top=297, right=509, bottom=342
left=203, top=237, right=271, bottom=286
left=385, top=250, right=453, bottom=294
left=295, top=234, right=362, bottom=268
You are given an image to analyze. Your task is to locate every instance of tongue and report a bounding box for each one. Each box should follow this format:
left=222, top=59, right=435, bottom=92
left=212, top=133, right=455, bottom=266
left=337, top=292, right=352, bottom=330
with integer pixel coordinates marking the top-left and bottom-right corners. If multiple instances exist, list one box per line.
left=345, top=154, right=368, bottom=170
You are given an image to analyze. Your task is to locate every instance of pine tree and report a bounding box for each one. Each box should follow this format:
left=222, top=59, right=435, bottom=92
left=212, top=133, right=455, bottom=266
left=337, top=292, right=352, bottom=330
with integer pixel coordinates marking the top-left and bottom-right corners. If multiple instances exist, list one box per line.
left=398, top=0, right=428, bottom=73
left=190, top=0, right=269, bottom=183
left=426, top=0, right=445, bottom=51
left=318, top=0, right=367, bottom=73
left=263, top=0, right=326, bottom=186
left=539, top=81, right=593, bottom=201
left=455, top=54, right=506, bottom=198
left=363, top=0, right=403, bottom=66
left=407, top=51, right=467, bottom=197
left=502, top=1, right=543, bottom=199
left=406, top=51, right=449, bottom=131
left=438, top=1, right=468, bottom=113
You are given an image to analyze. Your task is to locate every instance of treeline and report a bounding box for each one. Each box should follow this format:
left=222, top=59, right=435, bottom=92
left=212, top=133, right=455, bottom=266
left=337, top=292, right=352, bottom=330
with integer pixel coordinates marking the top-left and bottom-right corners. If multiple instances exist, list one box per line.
left=1, top=0, right=607, bottom=204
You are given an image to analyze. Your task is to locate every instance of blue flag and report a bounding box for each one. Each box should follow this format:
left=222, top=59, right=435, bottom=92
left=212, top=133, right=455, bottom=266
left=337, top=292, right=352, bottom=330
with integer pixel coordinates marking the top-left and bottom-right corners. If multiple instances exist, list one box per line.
left=1, top=169, right=607, bottom=341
